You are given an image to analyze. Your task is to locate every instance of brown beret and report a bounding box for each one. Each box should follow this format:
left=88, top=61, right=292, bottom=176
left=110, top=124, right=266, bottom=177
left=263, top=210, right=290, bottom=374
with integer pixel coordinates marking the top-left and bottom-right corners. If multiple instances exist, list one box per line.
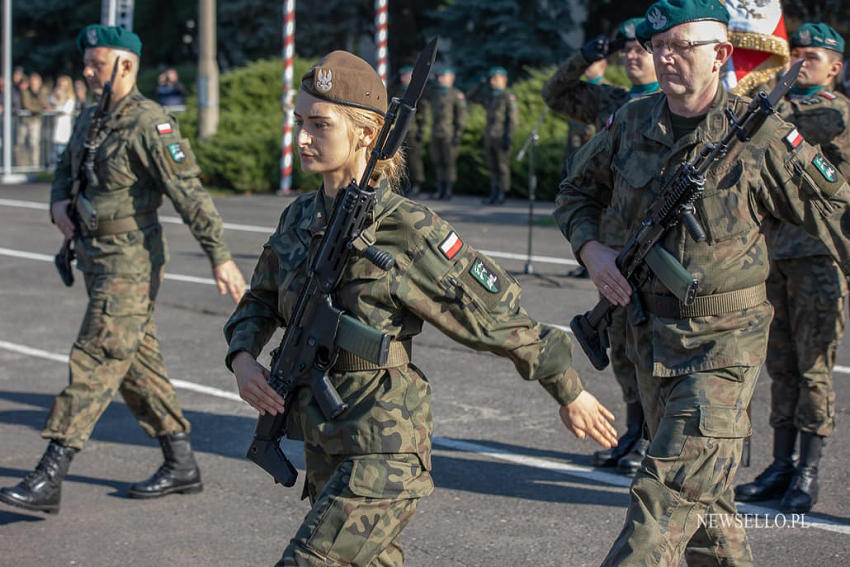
left=301, top=51, right=387, bottom=116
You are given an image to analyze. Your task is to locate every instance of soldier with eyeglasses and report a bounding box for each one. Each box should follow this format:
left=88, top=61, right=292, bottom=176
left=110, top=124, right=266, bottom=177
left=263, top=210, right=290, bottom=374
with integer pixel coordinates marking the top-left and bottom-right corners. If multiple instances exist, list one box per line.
left=556, top=1, right=850, bottom=565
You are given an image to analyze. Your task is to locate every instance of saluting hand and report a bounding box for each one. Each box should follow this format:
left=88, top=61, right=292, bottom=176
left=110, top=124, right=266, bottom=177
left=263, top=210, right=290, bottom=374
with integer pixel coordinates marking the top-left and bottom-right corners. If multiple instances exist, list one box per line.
left=559, top=391, right=619, bottom=448
left=213, top=259, right=247, bottom=303
left=232, top=351, right=286, bottom=416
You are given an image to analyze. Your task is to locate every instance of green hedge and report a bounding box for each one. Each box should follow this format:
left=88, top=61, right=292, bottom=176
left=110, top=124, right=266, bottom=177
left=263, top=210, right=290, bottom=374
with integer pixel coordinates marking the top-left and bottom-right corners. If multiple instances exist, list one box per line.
left=170, top=57, right=629, bottom=199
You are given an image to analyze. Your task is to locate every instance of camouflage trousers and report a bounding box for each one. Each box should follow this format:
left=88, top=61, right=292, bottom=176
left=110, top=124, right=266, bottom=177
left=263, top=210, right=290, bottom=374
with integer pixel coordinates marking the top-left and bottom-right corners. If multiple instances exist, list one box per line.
left=608, top=305, right=639, bottom=404
left=484, top=136, right=511, bottom=195
left=430, top=136, right=458, bottom=184
left=602, top=366, right=758, bottom=567
left=278, top=450, right=433, bottom=567
left=42, top=270, right=190, bottom=450
left=765, top=256, right=845, bottom=437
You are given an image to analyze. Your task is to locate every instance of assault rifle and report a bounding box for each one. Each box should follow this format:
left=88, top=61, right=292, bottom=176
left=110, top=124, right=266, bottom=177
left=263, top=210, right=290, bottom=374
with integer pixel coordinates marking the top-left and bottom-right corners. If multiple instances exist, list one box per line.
left=571, top=60, right=803, bottom=371
left=54, top=58, right=120, bottom=286
left=246, top=39, right=438, bottom=487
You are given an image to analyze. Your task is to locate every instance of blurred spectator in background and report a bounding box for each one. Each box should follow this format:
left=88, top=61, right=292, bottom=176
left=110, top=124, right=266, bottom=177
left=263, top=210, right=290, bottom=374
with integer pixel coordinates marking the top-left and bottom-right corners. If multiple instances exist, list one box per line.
left=73, top=79, right=90, bottom=115
left=50, top=75, right=76, bottom=166
left=155, top=68, right=186, bottom=108
left=17, top=72, right=50, bottom=167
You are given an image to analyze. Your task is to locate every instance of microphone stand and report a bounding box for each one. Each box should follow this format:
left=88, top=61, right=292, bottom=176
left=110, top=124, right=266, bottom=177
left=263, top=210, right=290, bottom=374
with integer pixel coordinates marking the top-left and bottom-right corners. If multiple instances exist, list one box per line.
left=516, top=107, right=559, bottom=287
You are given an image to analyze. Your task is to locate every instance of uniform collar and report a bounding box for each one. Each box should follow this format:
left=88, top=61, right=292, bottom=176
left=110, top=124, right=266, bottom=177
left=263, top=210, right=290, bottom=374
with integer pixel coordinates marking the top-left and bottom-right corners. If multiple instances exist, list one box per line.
left=308, top=177, right=395, bottom=236
left=789, top=85, right=825, bottom=98
left=104, top=85, right=142, bottom=127
left=629, top=81, right=660, bottom=96
left=644, top=84, right=728, bottom=149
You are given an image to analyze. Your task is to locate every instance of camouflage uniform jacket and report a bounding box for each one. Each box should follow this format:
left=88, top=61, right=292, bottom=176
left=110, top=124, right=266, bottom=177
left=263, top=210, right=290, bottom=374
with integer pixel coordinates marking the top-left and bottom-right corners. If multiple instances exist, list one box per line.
left=424, top=85, right=466, bottom=141
left=225, top=180, right=582, bottom=469
left=50, top=86, right=231, bottom=274
left=556, top=86, right=850, bottom=377
left=770, top=89, right=850, bottom=259
left=467, top=82, right=518, bottom=142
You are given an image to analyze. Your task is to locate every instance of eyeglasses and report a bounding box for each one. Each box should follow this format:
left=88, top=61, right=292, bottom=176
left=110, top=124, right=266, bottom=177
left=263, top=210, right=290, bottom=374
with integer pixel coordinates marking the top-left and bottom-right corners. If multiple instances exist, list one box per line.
left=645, top=38, right=720, bottom=55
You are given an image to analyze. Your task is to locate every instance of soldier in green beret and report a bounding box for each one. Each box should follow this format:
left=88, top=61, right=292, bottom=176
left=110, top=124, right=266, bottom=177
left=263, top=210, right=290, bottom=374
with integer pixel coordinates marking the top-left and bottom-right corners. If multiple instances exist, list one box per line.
left=735, top=22, right=850, bottom=515
left=225, top=49, right=617, bottom=566
left=390, top=65, right=426, bottom=196
left=543, top=17, right=661, bottom=476
left=557, top=1, right=850, bottom=564
left=0, top=24, right=246, bottom=514
left=467, top=66, right=518, bottom=205
left=423, top=66, right=466, bottom=200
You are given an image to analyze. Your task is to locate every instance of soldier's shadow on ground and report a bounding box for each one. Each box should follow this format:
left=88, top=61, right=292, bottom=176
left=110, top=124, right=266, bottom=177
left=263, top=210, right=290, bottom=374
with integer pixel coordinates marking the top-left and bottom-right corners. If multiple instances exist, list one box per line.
left=13, top=389, right=847, bottom=520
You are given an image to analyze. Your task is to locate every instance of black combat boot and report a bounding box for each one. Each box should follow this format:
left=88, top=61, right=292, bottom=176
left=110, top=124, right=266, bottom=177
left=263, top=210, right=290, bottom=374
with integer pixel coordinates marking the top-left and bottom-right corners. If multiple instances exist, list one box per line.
left=0, top=440, right=78, bottom=514
left=617, top=436, right=649, bottom=475
left=128, top=432, right=203, bottom=499
left=443, top=182, right=453, bottom=201
left=735, top=427, right=796, bottom=502
left=594, top=401, right=643, bottom=467
left=780, top=432, right=823, bottom=514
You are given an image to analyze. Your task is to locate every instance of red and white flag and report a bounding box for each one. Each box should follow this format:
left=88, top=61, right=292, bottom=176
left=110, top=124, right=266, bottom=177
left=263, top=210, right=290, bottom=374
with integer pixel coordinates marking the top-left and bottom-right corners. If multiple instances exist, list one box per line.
left=720, top=0, right=789, bottom=95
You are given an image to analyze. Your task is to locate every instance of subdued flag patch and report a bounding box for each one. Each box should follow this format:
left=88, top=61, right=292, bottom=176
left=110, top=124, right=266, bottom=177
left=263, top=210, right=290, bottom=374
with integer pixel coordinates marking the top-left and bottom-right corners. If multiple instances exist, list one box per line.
left=439, top=232, right=463, bottom=260
left=784, top=129, right=803, bottom=150
left=156, top=122, right=173, bottom=135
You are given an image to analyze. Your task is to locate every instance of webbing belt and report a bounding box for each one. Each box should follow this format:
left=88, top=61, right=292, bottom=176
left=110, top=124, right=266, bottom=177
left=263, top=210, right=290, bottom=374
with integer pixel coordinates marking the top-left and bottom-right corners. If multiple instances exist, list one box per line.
left=642, top=283, right=767, bottom=318
left=334, top=340, right=412, bottom=371
left=87, top=211, right=159, bottom=237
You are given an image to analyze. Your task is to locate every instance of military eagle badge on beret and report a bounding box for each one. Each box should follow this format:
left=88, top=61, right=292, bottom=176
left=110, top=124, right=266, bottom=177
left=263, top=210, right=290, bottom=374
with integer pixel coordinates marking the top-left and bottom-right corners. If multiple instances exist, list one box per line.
left=316, top=68, right=333, bottom=93
left=87, top=28, right=98, bottom=46
left=648, top=7, right=668, bottom=30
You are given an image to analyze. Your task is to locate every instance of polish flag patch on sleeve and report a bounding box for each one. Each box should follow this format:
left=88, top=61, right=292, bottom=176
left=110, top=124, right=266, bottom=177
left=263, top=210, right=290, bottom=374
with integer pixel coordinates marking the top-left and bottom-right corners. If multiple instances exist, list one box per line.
left=822, top=91, right=836, bottom=100
left=784, top=128, right=803, bottom=150
left=439, top=232, right=463, bottom=260
left=156, top=122, right=173, bottom=135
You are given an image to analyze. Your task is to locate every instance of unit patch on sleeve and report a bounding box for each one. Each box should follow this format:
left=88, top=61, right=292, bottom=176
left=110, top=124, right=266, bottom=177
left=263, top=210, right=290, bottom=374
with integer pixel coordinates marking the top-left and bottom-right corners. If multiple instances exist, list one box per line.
left=469, top=258, right=500, bottom=293
left=156, top=122, right=173, bottom=135
left=813, top=154, right=837, bottom=182
left=439, top=231, right=463, bottom=260
left=784, top=128, right=803, bottom=150
left=167, top=142, right=186, bottom=163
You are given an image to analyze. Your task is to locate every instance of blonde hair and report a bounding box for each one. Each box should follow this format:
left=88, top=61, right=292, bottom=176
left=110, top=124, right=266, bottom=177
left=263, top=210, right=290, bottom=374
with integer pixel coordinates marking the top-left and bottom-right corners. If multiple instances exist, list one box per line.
left=338, top=105, right=406, bottom=191
left=53, top=75, right=74, bottom=105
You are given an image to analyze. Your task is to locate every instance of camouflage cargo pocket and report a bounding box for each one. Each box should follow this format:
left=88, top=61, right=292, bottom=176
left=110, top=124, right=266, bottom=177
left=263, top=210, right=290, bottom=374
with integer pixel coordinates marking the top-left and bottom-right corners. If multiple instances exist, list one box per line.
left=698, top=405, right=751, bottom=438
left=347, top=455, right=434, bottom=500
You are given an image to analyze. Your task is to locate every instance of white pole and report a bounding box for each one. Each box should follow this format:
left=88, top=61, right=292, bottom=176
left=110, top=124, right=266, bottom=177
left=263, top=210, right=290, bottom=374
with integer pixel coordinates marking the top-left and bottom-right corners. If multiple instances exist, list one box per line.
left=375, top=0, right=388, bottom=85
left=279, top=0, right=295, bottom=195
left=2, top=0, right=25, bottom=184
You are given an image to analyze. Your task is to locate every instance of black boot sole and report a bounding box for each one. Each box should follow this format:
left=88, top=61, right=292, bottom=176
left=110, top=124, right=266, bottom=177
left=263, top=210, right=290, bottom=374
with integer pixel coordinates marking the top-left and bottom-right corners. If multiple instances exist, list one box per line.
left=127, top=481, right=203, bottom=499
left=0, top=490, right=59, bottom=514
left=734, top=482, right=792, bottom=502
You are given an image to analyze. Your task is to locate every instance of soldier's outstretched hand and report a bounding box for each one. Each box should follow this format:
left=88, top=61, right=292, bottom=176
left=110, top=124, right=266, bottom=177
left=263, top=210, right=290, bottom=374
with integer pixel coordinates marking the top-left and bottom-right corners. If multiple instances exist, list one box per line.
left=559, top=391, right=618, bottom=448
left=231, top=351, right=286, bottom=416
left=213, top=259, right=247, bottom=303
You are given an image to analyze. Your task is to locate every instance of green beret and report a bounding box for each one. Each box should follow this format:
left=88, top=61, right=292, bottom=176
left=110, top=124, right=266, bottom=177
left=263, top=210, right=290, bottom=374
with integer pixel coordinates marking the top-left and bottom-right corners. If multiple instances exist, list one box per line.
left=616, top=18, right=644, bottom=42
left=301, top=50, right=387, bottom=116
left=636, top=0, right=729, bottom=43
left=791, top=23, right=845, bottom=54
left=488, top=66, right=508, bottom=78
left=76, top=24, right=142, bottom=57
left=437, top=65, right=455, bottom=75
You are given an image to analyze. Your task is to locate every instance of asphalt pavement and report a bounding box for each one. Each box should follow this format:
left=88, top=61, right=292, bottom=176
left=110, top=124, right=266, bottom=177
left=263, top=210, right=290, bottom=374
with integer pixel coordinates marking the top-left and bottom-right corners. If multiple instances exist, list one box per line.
left=0, top=183, right=848, bottom=566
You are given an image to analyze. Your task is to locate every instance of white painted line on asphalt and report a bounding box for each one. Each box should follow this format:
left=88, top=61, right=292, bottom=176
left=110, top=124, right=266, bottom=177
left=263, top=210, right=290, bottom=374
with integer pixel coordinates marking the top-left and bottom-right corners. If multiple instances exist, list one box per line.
left=480, top=249, right=579, bottom=266
left=2, top=336, right=849, bottom=535
left=2, top=244, right=850, bottom=376
left=0, top=247, right=216, bottom=286
left=0, top=198, right=579, bottom=266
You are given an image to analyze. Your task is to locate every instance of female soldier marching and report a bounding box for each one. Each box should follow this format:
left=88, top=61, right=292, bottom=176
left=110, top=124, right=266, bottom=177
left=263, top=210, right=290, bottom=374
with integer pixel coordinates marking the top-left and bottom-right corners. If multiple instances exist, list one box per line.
left=225, top=50, right=617, bottom=566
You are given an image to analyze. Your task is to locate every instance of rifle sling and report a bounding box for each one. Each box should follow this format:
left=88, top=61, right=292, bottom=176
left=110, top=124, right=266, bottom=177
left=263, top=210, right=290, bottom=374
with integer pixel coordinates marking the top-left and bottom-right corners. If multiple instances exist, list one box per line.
left=83, top=211, right=158, bottom=237
left=641, top=283, right=766, bottom=318
left=334, top=339, right=411, bottom=371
